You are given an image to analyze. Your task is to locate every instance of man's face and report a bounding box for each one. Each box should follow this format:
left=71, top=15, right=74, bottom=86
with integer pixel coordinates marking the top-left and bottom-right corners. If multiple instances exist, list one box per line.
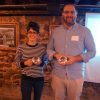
left=62, top=5, right=77, bottom=26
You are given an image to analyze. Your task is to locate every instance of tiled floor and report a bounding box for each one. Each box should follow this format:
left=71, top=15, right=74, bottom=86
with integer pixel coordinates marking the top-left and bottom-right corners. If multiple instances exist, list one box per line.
left=0, top=83, right=100, bottom=100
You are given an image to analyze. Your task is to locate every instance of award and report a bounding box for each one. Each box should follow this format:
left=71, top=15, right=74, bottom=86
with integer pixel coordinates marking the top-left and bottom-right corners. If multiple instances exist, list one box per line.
left=58, top=56, right=68, bottom=64
left=32, top=57, right=41, bottom=65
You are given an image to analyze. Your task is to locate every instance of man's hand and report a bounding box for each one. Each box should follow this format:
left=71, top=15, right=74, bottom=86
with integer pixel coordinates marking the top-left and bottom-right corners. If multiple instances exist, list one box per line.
left=53, top=53, right=68, bottom=66
left=53, top=53, right=83, bottom=66
left=53, top=53, right=65, bottom=60
left=64, top=55, right=83, bottom=65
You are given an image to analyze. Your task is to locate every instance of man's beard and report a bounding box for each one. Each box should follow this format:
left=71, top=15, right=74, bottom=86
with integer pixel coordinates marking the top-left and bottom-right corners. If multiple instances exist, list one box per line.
left=63, top=17, right=75, bottom=26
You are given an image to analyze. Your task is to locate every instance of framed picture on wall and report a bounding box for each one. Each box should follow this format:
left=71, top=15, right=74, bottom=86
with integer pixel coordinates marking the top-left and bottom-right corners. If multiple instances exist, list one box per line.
left=0, top=24, right=19, bottom=47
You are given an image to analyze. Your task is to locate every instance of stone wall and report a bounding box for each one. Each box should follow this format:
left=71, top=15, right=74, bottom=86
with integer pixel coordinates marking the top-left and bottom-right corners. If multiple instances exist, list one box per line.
left=0, top=16, right=61, bottom=99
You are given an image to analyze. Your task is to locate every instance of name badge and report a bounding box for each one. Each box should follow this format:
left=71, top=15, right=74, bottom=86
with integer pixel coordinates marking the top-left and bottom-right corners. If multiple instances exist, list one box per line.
left=71, top=36, right=79, bottom=41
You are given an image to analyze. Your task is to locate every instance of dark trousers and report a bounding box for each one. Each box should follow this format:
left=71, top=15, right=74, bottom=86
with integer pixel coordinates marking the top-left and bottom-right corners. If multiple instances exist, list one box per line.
left=21, top=75, right=44, bottom=100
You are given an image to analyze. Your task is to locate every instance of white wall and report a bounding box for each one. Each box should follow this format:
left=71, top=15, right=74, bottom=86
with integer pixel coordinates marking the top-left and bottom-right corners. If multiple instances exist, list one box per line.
left=84, top=13, right=100, bottom=83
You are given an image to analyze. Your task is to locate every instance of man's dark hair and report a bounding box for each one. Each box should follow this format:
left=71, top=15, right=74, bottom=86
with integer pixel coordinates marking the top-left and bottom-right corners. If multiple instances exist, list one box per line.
left=27, top=21, right=40, bottom=33
left=62, top=3, right=77, bottom=12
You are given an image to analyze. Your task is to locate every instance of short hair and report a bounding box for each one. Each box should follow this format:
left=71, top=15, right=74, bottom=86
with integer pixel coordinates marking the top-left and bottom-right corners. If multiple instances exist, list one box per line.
left=27, top=21, right=40, bottom=33
left=62, top=3, right=77, bottom=12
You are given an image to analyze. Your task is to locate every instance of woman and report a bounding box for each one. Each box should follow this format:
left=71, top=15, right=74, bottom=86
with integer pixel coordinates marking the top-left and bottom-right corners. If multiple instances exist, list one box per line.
left=15, top=21, right=47, bottom=100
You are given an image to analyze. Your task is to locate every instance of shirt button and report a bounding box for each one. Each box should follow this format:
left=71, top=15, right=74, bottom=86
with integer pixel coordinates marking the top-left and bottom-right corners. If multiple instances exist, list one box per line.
left=65, top=45, right=67, bottom=48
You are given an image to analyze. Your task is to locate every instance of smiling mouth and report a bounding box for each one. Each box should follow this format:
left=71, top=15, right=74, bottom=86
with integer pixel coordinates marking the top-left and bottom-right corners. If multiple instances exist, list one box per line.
left=66, top=17, right=73, bottom=19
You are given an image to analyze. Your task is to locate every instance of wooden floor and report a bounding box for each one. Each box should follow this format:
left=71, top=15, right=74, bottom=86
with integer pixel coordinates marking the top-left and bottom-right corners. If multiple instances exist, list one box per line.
left=0, top=82, right=100, bottom=100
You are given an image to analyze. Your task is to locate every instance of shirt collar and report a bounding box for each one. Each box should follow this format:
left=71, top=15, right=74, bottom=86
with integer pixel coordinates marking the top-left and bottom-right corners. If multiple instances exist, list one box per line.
left=62, top=22, right=78, bottom=31
left=26, top=43, right=39, bottom=47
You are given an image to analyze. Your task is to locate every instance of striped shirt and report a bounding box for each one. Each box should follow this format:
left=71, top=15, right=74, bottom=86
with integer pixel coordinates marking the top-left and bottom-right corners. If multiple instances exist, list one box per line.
left=15, top=43, right=46, bottom=78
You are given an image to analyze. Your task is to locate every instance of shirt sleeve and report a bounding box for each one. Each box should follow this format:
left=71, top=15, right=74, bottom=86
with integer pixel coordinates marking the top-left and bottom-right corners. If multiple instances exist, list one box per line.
left=39, top=53, right=48, bottom=67
left=80, top=28, right=96, bottom=63
left=15, top=46, right=24, bottom=69
left=47, top=32, right=56, bottom=60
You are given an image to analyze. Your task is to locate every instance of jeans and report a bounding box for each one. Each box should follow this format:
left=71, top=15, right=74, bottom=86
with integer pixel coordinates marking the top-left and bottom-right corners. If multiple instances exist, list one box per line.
left=21, top=75, right=44, bottom=100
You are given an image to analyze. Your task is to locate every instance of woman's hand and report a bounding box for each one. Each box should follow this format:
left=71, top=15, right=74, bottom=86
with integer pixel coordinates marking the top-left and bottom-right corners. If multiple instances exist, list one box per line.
left=24, top=59, right=33, bottom=67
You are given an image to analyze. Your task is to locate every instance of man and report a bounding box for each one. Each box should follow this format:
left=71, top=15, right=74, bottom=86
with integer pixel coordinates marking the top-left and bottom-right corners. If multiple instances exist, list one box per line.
left=47, top=4, right=96, bottom=100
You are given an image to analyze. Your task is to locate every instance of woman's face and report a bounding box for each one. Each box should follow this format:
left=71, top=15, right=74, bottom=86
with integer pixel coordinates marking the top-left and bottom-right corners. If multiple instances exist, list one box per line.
left=27, top=28, right=38, bottom=42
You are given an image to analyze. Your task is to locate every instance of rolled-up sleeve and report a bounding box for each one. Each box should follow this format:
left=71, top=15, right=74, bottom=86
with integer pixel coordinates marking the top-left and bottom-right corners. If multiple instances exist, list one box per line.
left=80, top=29, right=96, bottom=63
